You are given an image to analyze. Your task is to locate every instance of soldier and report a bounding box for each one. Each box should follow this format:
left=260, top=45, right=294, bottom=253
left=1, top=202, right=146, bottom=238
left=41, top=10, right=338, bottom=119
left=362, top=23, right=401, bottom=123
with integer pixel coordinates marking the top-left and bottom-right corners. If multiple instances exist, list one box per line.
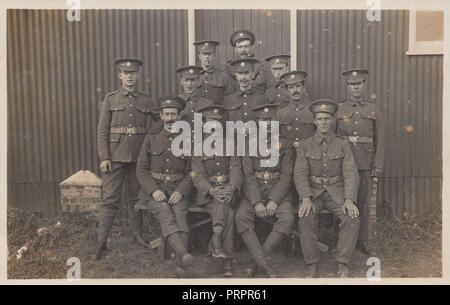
left=135, top=95, right=194, bottom=277
left=336, top=69, right=385, bottom=256
left=194, top=40, right=235, bottom=103
left=177, top=65, right=213, bottom=128
left=235, top=103, right=295, bottom=278
left=265, top=54, right=291, bottom=108
left=223, top=58, right=270, bottom=123
left=275, top=71, right=314, bottom=150
left=95, top=57, right=157, bottom=260
left=225, top=30, right=267, bottom=92
left=191, top=102, right=242, bottom=277
left=294, top=99, right=360, bottom=278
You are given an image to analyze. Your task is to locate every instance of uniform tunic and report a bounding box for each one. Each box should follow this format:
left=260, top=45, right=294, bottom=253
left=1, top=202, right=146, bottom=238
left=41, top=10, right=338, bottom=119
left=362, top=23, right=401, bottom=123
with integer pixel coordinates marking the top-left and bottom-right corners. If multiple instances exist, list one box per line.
left=223, top=88, right=269, bottom=123
left=197, top=67, right=235, bottom=104
left=275, top=97, right=315, bottom=149
left=265, top=80, right=291, bottom=109
left=136, top=128, right=193, bottom=238
left=294, top=131, right=360, bottom=264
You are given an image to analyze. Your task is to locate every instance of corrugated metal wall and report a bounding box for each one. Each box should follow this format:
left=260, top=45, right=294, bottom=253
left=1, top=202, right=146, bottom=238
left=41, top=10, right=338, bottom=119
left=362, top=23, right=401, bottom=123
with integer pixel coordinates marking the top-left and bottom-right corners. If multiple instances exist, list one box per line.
left=296, top=10, right=443, bottom=218
left=195, top=9, right=290, bottom=69
left=7, top=9, right=188, bottom=215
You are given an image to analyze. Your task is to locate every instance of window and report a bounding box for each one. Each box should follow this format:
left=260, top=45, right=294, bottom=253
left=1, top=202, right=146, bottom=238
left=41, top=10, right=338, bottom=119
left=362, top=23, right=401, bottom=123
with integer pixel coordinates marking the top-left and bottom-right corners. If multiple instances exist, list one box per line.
left=407, top=10, right=443, bottom=55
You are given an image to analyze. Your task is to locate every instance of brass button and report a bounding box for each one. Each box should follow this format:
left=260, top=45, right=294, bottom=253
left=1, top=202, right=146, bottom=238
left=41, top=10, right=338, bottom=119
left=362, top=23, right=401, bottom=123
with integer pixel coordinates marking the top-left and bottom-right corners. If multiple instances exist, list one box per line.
left=166, top=158, right=170, bottom=162
left=244, top=112, right=247, bottom=116
left=129, top=104, right=133, bottom=107
left=129, top=114, right=133, bottom=117
left=205, top=90, right=208, bottom=93
left=353, top=132, right=357, bottom=135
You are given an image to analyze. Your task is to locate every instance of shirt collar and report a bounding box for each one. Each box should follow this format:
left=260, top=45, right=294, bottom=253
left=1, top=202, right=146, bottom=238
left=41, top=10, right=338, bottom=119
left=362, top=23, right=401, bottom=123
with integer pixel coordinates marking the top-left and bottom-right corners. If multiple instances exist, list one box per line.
left=202, top=66, right=216, bottom=74
left=181, top=90, right=200, bottom=102
left=350, top=95, right=366, bottom=106
left=238, top=87, right=255, bottom=96
left=119, top=86, right=138, bottom=96
left=313, top=130, right=334, bottom=145
left=288, top=96, right=308, bottom=109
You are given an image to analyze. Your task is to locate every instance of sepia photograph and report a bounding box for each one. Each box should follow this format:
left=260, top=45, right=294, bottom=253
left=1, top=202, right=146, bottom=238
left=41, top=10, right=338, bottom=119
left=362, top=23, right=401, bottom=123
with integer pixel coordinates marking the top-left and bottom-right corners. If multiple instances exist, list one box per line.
left=2, top=0, right=446, bottom=283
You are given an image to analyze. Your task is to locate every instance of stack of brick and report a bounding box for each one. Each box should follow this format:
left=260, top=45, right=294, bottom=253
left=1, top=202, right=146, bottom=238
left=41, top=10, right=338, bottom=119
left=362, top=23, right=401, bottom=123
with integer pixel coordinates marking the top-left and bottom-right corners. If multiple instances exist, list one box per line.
left=60, top=170, right=102, bottom=213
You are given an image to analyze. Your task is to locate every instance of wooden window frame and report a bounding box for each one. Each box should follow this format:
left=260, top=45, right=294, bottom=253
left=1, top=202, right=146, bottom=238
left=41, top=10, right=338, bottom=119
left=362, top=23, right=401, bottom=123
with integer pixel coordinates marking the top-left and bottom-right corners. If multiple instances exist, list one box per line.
left=406, top=9, right=443, bottom=56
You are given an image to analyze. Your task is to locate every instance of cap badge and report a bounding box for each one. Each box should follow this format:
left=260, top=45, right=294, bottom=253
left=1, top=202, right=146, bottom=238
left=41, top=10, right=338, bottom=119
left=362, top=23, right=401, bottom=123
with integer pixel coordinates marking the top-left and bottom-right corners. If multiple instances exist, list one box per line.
left=264, top=108, right=269, bottom=112
left=239, top=33, right=244, bottom=37
left=291, top=74, right=295, bottom=79
left=126, top=62, right=131, bottom=66
left=167, top=100, right=172, bottom=104
left=189, top=69, right=194, bottom=74
left=352, top=71, right=358, bottom=76
left=205, top=42, right=209, bottom=46
left=213, top=109, right=219, bottom=114
left=275, top=58, right=280, bottom=63
left=241, top=62, right=245, bottom=66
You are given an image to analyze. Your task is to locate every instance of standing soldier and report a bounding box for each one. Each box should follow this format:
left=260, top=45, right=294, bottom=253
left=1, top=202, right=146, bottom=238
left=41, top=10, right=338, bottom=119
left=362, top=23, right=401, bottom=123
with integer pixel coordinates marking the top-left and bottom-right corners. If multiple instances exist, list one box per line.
left=294, top=99, right=360, bottom=278
left=191, top=102, right=242, bottom=277
left=225, top=30, right=267, bottom=92
left=235, top=103, right=295, bottom=278
left=275, top=71, right=315, bottom=150
left=223, top=58, right=270, bottom=123
left=336, top=69, right=385, bottom=256
left=136, top=95, right=194, bottom=277
left=95, top=58, right=156, bottom=260
left=194, top=40, right=235, bottom=103
left=265, top=54, right=291, bottom=108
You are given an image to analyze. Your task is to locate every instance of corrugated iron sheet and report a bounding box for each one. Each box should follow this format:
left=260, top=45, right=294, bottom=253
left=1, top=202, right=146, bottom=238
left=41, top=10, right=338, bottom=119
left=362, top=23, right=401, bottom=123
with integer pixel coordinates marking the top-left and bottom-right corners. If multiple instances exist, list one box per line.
left=7, top=9, right=188, bottom=215
left=194, top=9, right=290, bottom=68
left=296, top=10, right=442, bottom=218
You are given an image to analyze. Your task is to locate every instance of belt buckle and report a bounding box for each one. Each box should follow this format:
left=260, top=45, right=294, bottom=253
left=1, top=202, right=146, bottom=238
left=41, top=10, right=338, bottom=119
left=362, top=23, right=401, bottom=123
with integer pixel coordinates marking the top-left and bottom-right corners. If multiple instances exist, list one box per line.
left=349, top=136, right=358, bottom=143
left=125, top=127, right=136, bottom=135
left=293, top=141, right=300, bottom=148
left=216, top=175, right=224, bottom=184
left=165, top=175, right=173, bottom=182
left=263, top=172, right=270, bottom=180
left=321, top=177, right=330, bottom=185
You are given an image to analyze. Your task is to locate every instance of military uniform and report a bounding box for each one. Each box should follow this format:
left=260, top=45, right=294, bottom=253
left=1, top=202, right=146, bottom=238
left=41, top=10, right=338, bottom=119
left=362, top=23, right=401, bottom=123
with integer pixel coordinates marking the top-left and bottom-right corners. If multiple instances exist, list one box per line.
left=136, top=95, right=195, bottom=274
left=275, top=71, right=315, bottom=150
left=95, top=58, right=157, bottom=258
left=223, top=58, right=270, bottom=123
left=336, top=69, right=385, bottom=249
left=264, top=54, right=291, bottom=108
left=235, top=104, right=295, bottom=278
left=225, top=30, right=267, bottom=92
left=294, top=99, right=360, bottom=274
left=194, top=40, right=235, bottom=103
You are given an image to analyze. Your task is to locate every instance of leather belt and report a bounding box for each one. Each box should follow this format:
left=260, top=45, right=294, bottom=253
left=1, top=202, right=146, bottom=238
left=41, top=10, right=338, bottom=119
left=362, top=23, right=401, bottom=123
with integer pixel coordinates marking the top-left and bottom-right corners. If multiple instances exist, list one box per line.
left=255, top=171, right=280, bottom=181
left=208, top=175, right=229, bottom=184
left=347, top=136, right=373, bottom=143
left=309, top=175, right=343, bottom=185
left=151, top=172, right=184, bottom=183
left=110, top=126, right=146, bottom=135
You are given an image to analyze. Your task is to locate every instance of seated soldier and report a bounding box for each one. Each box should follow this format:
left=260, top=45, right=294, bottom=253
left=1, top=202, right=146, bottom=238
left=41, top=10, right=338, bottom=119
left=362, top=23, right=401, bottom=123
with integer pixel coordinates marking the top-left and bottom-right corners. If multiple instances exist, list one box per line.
left=294, top=99, right=360, bottom=278
left=136, top=95, right=194, bottom=277
left=235, top=103, right=295, bottom=278
left=191, top=101, right=242, bottom=277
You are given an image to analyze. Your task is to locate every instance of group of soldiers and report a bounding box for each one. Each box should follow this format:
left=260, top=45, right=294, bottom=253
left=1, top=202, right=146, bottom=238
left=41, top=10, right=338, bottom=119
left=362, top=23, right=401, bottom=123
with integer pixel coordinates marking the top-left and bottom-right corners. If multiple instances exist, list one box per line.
left=95, top=29, right=385, bottom=278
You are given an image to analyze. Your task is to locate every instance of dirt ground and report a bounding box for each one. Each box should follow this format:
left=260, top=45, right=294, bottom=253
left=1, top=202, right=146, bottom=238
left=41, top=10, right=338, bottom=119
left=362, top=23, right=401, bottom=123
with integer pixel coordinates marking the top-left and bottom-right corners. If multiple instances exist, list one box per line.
left=7, top=207, right=442, bottom=279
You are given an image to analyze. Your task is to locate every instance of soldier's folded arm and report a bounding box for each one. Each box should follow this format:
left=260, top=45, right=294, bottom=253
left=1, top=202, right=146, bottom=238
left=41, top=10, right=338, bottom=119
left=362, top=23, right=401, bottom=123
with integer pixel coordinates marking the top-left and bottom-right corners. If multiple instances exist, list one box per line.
left=136, top=135, right=160, bottom=196
left=268, top=142, right=294, bottom=204
left=372, top=103, right=385, bottom=176
left=191, top=156, right=213, bottom=198
left=97, top=96, right=112, bottom=162
left=293, top=141, right=313, bottom=200
left=175, top=158, right=194, bottom=197
left=242, top=156, right=263, bottom=205
left=342, top=139, right=359, bottom=203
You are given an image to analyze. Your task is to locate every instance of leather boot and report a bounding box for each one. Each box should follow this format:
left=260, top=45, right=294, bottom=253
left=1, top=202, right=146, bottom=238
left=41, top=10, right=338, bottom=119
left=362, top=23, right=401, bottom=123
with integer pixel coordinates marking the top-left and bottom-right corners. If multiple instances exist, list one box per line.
left=223, top=259, right=234, bottom=277
left=337, top=263, right=349, bottom=278
left=305, top=263, right=318, bottom=278
left=357, top=240, right=374, bottom=256
left=260, top=264, right=278, bottom=278
left=167, top=232, right=194, bottom=269
left=285, top=233, right=299, bottom=257
left=241, top=230, right=276, bottom=278
left=93, top=215, right=115, bottom=260
left=134, top=235, right=151, bottom=248
left=262, top=231, right=285, bottom=258
left=211, top=227, right=226, bottom=258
